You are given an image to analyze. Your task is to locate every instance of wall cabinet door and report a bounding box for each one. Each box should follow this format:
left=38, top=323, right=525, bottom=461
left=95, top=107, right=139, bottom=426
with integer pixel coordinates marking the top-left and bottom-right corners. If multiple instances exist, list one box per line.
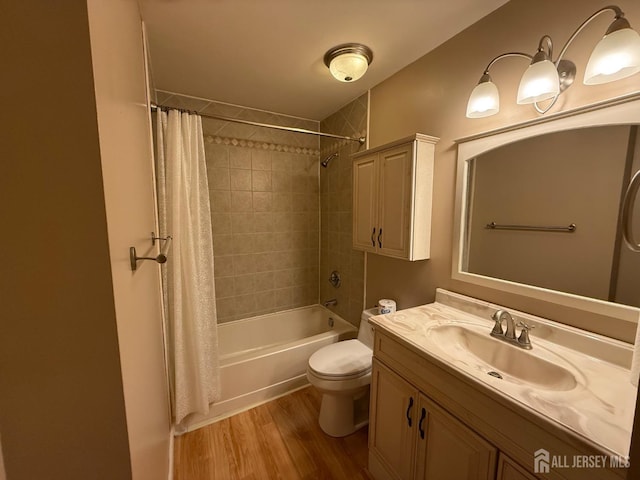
left=415, top=394, right=497, bottom=480
left=353, top=154, right=378, bottom=252
left=369, top=359, right=419, bottom=480
left=377, top=144, right=413, bottom=258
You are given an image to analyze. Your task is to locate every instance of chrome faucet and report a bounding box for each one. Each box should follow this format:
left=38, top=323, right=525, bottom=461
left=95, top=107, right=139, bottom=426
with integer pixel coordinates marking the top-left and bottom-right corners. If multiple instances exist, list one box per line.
left=490, top=310, right=534, bottom=349
left=323, top=299, right=338, bottom=307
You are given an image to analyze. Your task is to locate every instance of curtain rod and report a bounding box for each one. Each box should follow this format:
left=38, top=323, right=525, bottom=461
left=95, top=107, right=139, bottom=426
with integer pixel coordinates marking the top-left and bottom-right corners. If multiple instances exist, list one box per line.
left=150, top=103, right=366, bottom=145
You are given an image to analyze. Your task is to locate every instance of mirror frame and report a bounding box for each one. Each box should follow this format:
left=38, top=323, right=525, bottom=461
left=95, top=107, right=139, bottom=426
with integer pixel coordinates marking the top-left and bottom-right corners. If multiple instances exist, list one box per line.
left=453, top=94, right=640, bottom=328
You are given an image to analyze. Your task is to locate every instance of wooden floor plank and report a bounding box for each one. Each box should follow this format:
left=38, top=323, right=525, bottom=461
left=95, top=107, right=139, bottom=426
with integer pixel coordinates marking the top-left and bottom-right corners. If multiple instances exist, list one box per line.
left=174, top=386, right=371, bottom=480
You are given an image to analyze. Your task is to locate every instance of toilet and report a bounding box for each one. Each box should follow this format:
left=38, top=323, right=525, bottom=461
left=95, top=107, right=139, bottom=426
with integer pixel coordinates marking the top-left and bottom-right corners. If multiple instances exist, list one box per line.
left=307, top=308, right=377, bottom=437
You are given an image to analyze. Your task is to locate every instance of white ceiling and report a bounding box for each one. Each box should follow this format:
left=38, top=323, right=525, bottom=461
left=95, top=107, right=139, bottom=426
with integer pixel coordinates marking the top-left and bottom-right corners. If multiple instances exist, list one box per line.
left=140, top=0, right=509, bottom=121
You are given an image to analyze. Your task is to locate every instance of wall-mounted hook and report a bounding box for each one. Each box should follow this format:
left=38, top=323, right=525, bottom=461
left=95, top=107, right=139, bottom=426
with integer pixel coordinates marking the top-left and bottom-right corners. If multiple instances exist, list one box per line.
left=130, top=232, right=172, bottom=271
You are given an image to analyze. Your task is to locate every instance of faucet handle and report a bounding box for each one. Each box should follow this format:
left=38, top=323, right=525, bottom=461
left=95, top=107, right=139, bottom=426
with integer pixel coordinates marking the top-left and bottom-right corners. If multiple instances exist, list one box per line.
left=491, top=316, right=503, bottom=336
left=517, top=321, right=534, bottom=349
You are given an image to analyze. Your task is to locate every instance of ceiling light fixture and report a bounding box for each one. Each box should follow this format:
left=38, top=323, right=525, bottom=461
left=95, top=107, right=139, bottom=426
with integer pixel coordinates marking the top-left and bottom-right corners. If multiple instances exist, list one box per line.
left=466, top=5, right=640, bottom=118
left=324, top=43, right=373, bottom=83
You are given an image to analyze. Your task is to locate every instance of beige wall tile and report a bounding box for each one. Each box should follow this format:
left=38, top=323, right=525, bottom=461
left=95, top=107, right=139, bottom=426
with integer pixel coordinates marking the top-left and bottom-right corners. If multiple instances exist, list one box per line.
left=213, top=255, right=234, bottom=277
left=252, top=170, right=272, bottom=191
left=215, top=276, right=235, bottom=298
left=234, top=294, right=256, bottom=316
left=252, top=192, right=272, bottom=212
left=230, top=168, right=252, bottom=191
left=253, top=212, right=274, bottom=233
left=231, top=191, right=253, bottom=212
left=233, top=254, right=256, bottom=275
left=232, top=233, right=255, bottom=254
left=211, top=213, right=231, bottom=235
left=205, top=144, right=229, bottom=168
left=255, top=291, right=276, bottom=312
left=230, top=212, right=254, bottom=234
left=272, top=171, right=292, bottom=192
left=229, top=148, right=251, bottom=169
left=213, top=234, right=234, bottom=256
left=234, top=274, right=256, bottom=296
left=209, top=168, right=230, bottom=190
left=254, top=271, right=274, bottom=292
left=210, top=191, right=231, bottom=212
left=252, top=150, right=271, bottom=171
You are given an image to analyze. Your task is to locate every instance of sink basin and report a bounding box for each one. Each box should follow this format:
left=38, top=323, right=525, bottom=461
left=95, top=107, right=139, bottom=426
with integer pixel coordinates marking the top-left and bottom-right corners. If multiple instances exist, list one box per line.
left=427, top=324, right=578, bottom=391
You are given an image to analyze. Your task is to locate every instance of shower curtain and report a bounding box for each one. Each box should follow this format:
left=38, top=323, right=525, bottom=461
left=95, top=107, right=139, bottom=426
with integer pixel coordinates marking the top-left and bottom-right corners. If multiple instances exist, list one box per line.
left=156, top=109, right=220, bottom=430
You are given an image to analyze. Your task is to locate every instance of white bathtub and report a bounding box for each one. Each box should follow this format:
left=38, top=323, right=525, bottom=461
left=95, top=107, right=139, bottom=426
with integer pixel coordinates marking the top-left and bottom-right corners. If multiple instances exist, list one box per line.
left=184, top=305, right=357, bottom=431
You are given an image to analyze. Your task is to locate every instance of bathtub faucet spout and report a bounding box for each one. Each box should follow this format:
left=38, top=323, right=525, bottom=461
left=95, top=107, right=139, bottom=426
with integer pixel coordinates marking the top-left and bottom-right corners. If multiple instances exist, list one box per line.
left=323, top=299, right=338, bottom=307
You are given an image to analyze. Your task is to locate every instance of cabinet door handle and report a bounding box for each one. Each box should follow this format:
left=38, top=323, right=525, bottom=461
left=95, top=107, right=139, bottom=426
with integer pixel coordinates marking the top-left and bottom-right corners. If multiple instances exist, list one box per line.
left=377, top=228, right=383, bottom=248
left=371, top=227, right=376, bottom=247
left=418, top=407, right=426, bottom=439
left=406, top=396, right=414, bottom=427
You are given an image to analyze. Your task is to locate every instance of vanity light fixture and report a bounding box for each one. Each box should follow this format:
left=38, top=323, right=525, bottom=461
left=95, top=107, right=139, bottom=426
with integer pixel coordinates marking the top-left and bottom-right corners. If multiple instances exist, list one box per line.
left=466, top=5, right=640, bottom=118
left=324, top=43, right=373, bottom=82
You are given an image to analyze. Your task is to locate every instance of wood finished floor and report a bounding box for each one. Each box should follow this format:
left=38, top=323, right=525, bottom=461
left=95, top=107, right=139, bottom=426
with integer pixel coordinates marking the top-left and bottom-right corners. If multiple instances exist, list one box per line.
left=174, top=386, right=372, bottom=480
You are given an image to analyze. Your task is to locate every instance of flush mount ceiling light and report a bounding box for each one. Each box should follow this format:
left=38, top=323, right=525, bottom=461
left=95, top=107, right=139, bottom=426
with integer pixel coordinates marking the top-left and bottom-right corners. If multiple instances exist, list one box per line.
left=466, top=5, right=640, bottom=118
left=324, top=43, right=373, bottom=82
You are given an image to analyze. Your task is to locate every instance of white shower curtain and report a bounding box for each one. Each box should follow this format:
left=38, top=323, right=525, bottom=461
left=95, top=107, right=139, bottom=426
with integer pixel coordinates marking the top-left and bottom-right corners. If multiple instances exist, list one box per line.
left=156, top=109, right=220, bottom=430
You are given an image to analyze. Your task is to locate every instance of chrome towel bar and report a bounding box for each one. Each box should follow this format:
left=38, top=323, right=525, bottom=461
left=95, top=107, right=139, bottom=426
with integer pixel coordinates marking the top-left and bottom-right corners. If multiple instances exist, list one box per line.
left=130, top=232, right=173, bottom=271
left=485, top=222, right=576, bottom=233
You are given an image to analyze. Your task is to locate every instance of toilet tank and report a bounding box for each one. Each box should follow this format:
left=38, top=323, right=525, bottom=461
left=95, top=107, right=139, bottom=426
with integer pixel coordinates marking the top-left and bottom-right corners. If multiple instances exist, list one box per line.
left=357, top=308, right=378, bottom=349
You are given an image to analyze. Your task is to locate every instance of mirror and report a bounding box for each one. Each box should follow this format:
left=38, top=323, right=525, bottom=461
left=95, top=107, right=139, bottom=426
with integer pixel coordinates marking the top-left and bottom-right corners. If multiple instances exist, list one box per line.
left=453, top=97, right=640, bottom=327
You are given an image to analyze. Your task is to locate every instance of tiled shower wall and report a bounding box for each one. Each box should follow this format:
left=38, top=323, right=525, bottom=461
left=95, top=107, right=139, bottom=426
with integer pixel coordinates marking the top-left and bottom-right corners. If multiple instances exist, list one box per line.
left=319, top=94, right=368, bottom=326
left=156, top=91, right=320, bottom=323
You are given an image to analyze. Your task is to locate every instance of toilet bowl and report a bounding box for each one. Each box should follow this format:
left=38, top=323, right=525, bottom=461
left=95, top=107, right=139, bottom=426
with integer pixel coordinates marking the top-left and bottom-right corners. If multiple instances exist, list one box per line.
left=307, top=308, right=377, bottom=437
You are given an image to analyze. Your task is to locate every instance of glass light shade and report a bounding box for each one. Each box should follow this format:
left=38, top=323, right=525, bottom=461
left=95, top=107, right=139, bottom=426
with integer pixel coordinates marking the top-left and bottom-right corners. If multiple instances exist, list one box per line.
left=584, top=27, right=640, bottom=84
left=466, top=80, right=500, bottom=118
left=517, top=59, right=560, bottom=104
left=329, top=53, right=369, bottom=82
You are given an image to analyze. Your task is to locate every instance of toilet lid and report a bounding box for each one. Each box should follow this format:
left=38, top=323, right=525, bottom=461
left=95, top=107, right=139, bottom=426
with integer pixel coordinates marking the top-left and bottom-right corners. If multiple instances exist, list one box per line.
left=308, top=340, right=372, bottom=378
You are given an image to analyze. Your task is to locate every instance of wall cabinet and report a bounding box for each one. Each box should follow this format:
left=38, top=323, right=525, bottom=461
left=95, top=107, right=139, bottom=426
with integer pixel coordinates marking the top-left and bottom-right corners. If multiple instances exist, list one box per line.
left=369, top=359, right=497, bottom=480
left=352, top=134, right=438, bottom=261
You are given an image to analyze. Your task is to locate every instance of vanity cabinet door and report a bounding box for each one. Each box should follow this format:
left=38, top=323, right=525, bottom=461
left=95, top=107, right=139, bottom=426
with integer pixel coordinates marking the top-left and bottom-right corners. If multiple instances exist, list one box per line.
left=415, top=394, right=497, bottom=480
left=369, top=359, right=419, bottom=480
left=353, top=153, right=378, bottom=252
left=496, top=454, right=537, bottom=480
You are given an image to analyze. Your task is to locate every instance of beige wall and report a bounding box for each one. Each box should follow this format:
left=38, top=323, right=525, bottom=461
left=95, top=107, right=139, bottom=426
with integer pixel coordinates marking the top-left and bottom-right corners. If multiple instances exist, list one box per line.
left=87, top=1, right=171, bottom=479
left=367, top=0, right=640, bottom=342
left=0, top=2, right=131, bottom=479
left=468, top=126, right=629, bottom=301
left=156, top=92, right=321, bottom=322
left=320, top=94, right=368, bottom=325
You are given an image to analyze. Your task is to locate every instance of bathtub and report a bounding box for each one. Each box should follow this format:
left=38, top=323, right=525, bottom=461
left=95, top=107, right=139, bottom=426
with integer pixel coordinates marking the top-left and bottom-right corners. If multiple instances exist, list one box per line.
left=184, top=305, right=357, bottom=431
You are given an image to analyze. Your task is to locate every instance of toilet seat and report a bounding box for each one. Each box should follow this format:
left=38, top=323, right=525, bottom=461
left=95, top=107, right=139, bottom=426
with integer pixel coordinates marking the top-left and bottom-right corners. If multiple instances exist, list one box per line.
left=308, top=339, right=372, bottom=380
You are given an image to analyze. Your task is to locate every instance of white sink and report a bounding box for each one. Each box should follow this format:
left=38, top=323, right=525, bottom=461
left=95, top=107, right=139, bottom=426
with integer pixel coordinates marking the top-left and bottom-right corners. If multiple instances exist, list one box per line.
left=426, top=323, right=579, bottom=391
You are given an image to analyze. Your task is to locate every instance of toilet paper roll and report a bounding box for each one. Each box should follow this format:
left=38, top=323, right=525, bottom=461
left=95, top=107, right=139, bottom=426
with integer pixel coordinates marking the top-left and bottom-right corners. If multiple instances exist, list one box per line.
left=378, top=299, right=396, bottom=315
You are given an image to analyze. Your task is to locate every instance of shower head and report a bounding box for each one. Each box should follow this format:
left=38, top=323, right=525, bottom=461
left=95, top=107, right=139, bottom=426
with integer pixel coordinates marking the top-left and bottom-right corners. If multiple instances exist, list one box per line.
left=321, top=152, right=339, bottom=168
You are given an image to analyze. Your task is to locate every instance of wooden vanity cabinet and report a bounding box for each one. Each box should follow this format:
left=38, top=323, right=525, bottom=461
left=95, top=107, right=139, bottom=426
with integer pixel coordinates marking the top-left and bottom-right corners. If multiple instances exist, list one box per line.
left=369, top=359, right=497, bottom=480
left=352, top=134, right=438, bottom=261
left=369, top=328, right=626, bottom=480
